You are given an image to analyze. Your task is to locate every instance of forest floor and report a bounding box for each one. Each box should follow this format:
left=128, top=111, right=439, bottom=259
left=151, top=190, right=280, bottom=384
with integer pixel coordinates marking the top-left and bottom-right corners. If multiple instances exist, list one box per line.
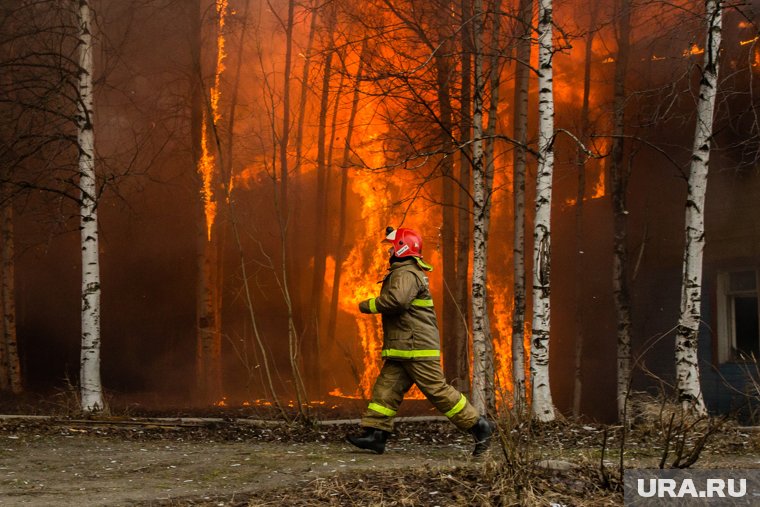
left=0, top=398, right=758, bottom=506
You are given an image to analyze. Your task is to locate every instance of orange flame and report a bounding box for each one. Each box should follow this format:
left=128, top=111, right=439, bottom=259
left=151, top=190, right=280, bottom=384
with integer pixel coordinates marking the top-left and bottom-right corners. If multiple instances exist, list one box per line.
left=591, top=164, right=606, bottom=199
left=331, top=106, right=437, bottom=399
left=199, top=116, right=217, bottom=240
left=197, top=0, right=228, bottom=241
left=337, top=174, right=389, bottom=398
left=490, top=283, right=514, bottom=404
left=210, top=0, right=227, bottom=124
left=564, top=137, right=609, bottom=206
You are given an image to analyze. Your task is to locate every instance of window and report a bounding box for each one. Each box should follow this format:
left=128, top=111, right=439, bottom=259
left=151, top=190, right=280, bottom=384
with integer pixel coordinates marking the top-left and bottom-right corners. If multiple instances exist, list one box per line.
left=717, top=270, right=760, bottom=362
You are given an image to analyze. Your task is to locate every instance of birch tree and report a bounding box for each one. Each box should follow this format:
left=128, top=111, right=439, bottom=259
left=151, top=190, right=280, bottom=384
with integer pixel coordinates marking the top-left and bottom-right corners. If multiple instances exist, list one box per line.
left=0, top=21, right=22, bottom=393
left=470, top=0, right=493, bottom=414
left=1, top=190, right=22, bottom=394
left=530, top=0, right=556, bottom=422
left=77, top=0, right=104, bottom=412
left=481, top=0, right=501, bottom=411
left=675, top=0, right=722, bottom=416
left=511, top=0, right=532, bottom=410
left=193, top=0, right=224, bottom=403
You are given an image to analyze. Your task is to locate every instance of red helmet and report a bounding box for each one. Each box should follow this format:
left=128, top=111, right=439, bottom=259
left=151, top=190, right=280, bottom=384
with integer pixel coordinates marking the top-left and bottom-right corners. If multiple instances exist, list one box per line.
left=383, top=227, right=423, bottom=258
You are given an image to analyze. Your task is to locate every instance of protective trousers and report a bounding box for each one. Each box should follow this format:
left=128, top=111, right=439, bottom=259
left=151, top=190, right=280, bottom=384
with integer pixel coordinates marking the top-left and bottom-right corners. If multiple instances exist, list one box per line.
left=361, top=359, right=480, bottom=433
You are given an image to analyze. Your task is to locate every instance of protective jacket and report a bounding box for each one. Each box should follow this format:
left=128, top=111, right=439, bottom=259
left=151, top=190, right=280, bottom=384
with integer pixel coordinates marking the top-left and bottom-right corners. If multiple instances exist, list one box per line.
left=358, top=258, right=439, bottom=361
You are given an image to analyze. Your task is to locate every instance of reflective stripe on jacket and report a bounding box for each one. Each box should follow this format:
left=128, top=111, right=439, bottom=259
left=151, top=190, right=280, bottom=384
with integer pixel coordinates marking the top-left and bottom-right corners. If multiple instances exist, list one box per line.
left=358, top=258, right=440, bottom=361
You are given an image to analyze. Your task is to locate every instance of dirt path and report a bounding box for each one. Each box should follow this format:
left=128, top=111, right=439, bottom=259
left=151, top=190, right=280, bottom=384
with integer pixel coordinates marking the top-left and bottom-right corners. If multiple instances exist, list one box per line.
left=0, top=431, right=471, bottom=506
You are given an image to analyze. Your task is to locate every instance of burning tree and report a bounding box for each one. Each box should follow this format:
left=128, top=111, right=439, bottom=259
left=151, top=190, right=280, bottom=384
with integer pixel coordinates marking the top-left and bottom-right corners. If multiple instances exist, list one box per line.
left=192, top=0, right=226, bottom=405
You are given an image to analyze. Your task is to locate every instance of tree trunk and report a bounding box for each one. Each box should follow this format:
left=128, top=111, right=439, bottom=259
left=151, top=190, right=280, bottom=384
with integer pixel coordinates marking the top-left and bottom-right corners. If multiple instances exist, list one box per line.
left=294, top=3, right=318, bottom=175
left=676, top=0, right=722, bottom=417
left=482, top=0, right=501, bottom=412
left=279, top=0, right=295, bottom=216
left=195, top=0, right=226, bottom=403
left=307, top=12, right=337, bottom=392
left=573, top=6, right=597, bottom=418
left=77, top=0, right=104, bottom=412
left=277, top=2, right=308, bottom=411
left=196, top=231, right=222, bottom=401
left=470, top=0, right=492, bottom=414
left=436, top=36, right=458, bottom=389
left=611, top=0, right=633, bottom=422
left=455, top=0, right=473, bottom=399
left=511, top=0, right=532, bottom=410
left=1, top=194, right=21, bottom=393
left=530, top=0, right=556, bottom=423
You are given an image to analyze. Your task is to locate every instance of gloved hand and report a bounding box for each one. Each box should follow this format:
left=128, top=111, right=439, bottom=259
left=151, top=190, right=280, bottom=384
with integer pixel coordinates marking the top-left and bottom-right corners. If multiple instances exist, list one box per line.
left=358, top=298, right=376, bottom=314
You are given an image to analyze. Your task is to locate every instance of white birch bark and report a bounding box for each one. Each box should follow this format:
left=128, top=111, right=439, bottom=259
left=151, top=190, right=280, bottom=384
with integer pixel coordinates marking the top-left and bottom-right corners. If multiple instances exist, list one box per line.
left=2, top=197, right=21, bottom=393
left=530, top=0, right=556, bottom=422
left=511, top=0, right=532, bottom=410
left=470, top=0, right=492, bottom=414
left=483, top=0, right=501, bottom=408
left=676, top=0, right=722, bottom=417
left=77, top=0, right=103, bottom=412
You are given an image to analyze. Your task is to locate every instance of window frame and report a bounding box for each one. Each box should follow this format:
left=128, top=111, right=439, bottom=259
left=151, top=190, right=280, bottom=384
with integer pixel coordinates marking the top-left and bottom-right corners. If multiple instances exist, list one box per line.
left=716, top=269, right=760, bottom=363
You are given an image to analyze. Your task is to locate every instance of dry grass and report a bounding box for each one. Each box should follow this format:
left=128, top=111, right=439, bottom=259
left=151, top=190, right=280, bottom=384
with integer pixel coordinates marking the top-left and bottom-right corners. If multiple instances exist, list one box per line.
left=245, top=461, right=622, bottom=506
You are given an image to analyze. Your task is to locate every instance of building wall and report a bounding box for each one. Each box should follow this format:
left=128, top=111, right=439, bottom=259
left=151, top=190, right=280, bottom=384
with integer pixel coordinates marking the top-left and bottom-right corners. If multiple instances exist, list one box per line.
left=554, top=151, right=760, bottom=421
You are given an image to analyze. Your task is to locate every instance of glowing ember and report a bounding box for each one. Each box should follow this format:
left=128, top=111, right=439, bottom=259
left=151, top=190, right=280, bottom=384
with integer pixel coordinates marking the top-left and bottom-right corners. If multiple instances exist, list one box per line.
left=214, top=398, right=328, bottom=407
left=683, top=44, right=704, bottom=57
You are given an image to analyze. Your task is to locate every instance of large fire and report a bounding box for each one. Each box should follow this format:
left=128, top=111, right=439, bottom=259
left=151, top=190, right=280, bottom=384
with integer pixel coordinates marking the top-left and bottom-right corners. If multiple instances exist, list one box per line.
left=331, top=165, right=428, bottom=400
left=191, top=0, right=757, bottom=415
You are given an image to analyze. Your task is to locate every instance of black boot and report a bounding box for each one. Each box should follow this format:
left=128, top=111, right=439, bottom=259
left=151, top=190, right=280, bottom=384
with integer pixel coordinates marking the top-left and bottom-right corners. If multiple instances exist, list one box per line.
left=470, top=416, right=494, bottom=457
left=347, top=428, right=390, bottom=454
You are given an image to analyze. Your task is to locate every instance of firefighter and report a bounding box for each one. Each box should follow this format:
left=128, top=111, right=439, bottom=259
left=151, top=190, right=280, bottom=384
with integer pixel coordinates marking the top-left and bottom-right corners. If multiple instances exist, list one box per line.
left=347, top=227, right=494, bottom=456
